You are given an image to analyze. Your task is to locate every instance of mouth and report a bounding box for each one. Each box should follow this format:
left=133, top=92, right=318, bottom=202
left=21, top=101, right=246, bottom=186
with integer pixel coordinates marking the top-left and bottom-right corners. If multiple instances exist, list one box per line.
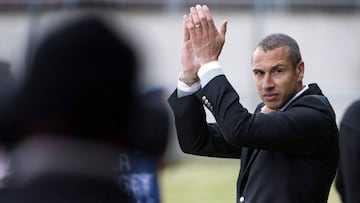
left=263, top=93, right=278, bottom=102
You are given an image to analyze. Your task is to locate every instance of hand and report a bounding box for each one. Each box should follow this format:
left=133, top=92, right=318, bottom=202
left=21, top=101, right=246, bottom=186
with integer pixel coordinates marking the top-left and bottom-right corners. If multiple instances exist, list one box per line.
left=185, top=5, right=227, bottom=66
left=260, top=105, right=275, bottom=114
left=181, top=14, right=200, bottom=79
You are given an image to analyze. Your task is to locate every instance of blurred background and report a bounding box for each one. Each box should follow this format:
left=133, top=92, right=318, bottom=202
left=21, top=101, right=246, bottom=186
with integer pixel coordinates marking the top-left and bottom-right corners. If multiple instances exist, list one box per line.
left=0, top=0, right=359, bottom=202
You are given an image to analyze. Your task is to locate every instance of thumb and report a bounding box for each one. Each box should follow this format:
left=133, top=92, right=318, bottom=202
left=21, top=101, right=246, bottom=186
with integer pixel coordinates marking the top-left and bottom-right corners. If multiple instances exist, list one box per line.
left=220, top=19, right=228, bottom=38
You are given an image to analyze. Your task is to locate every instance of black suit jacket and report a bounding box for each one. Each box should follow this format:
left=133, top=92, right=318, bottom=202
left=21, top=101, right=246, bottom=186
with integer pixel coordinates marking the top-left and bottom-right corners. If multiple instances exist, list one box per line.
left=335, top=100, right=360, bottom=203
left=0, top=173, right=133, bottom=203
left=168, top=75, right=339, bottom=203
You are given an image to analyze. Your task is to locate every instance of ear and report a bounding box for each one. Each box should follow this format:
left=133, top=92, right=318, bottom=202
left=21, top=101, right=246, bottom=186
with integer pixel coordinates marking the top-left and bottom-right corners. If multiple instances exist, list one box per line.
left=296, top=61, right=304, bottom=82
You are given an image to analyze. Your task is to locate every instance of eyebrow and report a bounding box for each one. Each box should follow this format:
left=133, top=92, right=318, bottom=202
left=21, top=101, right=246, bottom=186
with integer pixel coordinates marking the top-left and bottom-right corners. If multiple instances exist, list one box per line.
left=271, top=63, right=287, bottom=69
left=253, top=63, right=287, bottom=72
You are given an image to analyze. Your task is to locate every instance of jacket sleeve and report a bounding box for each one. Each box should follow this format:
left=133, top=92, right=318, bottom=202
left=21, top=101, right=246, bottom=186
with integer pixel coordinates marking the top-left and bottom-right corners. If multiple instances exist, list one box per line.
left=196, top=75, right=338, bottom=155
left=168, top=89, right=242, bottom=158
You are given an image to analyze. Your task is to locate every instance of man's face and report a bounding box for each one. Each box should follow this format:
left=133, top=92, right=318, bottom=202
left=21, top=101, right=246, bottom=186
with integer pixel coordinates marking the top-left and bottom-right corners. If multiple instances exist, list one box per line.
left=252, top=46, right=304, bottom=110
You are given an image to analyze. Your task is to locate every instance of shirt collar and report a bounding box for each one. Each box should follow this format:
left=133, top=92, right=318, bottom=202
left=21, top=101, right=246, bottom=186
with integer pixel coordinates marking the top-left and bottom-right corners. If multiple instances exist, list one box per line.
left=279, top=84, right=309, bottom=111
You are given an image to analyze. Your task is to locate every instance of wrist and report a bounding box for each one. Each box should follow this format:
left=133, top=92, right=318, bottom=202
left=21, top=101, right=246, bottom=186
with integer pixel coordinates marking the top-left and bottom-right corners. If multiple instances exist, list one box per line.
left=199, top=58, right=218, bottom=66
left=179, top=72, right=200, bottom=86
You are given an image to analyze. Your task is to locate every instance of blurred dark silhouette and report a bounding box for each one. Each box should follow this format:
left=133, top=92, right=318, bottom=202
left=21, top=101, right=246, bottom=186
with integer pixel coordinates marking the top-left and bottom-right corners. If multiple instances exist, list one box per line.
left=118, top=86, right=169, bottom=203
left=335, top=99, right=360, bottom=203
left=0, top=61, right=14, bottom=86
left=0, top=13, right=169, bottom=203
left=0, top=60, right=15, bottom=190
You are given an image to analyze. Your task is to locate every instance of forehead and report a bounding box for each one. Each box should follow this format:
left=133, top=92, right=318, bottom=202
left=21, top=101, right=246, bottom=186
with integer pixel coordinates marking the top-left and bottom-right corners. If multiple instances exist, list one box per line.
left=252, top=46, right=290, bottom=68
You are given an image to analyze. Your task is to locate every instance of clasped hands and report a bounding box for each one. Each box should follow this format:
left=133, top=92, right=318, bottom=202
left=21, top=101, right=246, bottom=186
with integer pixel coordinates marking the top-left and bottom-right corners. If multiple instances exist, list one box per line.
left=181, top=4, right=228, bottom=81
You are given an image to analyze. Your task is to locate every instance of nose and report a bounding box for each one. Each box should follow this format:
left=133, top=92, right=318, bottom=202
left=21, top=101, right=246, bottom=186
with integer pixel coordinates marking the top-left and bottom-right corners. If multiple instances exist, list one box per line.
left=262, top=74, right=274, bottom=90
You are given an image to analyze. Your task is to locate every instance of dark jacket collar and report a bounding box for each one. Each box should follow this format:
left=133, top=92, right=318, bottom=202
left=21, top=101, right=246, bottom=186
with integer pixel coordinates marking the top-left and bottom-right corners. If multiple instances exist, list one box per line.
left=256, top=83, right=324, bottom=113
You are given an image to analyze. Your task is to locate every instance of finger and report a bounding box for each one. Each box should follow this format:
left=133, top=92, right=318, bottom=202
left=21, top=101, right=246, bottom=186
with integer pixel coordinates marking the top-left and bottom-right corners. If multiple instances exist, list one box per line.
left=186, top=13, right=198, bottom=39
left=190, top=6, right=201, bottom=29
left=183, top=15, right=190, bottom=42
left=196, top=4, right=207, bottom=29
left=202, top=5, right=216, bottom=31
left=220, top=19, right=228, bottom=39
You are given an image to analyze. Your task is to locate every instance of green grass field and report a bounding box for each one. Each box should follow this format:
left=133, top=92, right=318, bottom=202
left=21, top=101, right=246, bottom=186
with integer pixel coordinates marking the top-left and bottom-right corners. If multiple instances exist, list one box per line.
left=159, top=157, right=341, bottom=203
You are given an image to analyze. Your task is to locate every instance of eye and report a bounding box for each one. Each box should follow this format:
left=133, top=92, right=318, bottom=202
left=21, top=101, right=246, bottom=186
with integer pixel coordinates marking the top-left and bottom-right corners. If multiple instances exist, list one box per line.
left=272, top=67, right=284, bottom=75
left=253, top=70, right=264, bottom=77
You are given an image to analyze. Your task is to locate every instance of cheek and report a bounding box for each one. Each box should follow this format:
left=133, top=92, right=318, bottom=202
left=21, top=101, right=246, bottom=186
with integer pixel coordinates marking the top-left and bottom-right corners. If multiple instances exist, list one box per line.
left=276, top=76, right=294, bottom=89
left=279, top=80, right=296, bottom=100
left=255, top=80, right=263, bottom=92
left=273, top=78, right=290, bottom=97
